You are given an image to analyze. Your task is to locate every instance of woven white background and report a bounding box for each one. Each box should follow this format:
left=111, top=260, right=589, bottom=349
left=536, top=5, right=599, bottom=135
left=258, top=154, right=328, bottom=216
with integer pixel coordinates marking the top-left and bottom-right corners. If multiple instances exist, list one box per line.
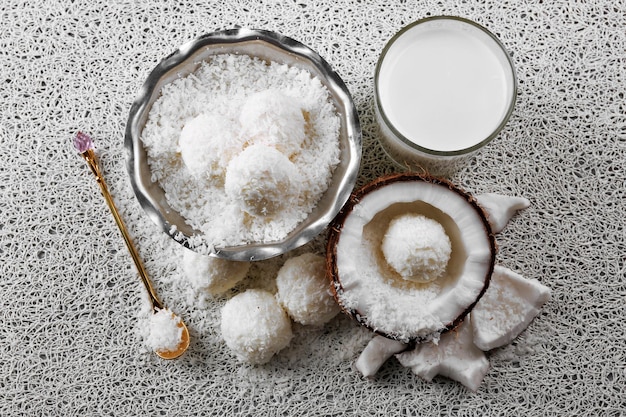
left=1, top=0, right=625, bottom=416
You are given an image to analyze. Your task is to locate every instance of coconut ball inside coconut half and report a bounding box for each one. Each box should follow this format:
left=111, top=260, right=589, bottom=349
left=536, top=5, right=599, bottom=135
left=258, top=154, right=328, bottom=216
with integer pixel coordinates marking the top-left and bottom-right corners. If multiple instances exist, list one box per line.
left=326, top=173, right=496, bottom=343
left=381, top=213, right=452, bottom=283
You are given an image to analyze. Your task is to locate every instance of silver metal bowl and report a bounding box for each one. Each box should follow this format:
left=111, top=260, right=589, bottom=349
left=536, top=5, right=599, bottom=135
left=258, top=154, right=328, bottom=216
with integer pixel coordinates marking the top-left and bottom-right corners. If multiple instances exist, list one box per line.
left=125, top=28, right=361, bottom=261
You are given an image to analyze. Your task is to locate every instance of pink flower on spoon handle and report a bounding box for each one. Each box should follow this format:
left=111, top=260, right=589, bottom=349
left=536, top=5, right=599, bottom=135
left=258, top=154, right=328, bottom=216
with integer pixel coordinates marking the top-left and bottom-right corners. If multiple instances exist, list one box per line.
left=73, top=131, right=94, bottom=153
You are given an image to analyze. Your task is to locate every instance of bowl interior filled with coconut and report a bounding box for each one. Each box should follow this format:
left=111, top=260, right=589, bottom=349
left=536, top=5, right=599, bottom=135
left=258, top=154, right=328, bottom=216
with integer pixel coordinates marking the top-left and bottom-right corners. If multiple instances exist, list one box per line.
left=125, top=28, right=361, bottom=261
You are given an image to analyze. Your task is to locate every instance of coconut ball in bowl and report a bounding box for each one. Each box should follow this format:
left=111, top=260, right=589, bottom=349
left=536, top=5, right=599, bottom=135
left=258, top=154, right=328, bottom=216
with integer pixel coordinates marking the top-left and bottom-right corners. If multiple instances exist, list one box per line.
left=224, top=144, right=303, bottom=217
left=178, top=112, right=243, bottom=183
left=239, top=89, right=308, bottom=158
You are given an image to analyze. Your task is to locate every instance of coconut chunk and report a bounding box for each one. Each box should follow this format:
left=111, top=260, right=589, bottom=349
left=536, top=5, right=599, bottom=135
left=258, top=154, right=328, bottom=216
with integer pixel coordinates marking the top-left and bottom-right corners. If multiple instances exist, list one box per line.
left=475, top=193, right=530, bottom=233
left=355, top=335, right=407, bottom=377
left=381, top=214, right=452, bottom=283
left=220, top=289, right=293, bottom=364
left=395, top=316, right=489, bottom=391
left=471, top=265, right=551, bottom=351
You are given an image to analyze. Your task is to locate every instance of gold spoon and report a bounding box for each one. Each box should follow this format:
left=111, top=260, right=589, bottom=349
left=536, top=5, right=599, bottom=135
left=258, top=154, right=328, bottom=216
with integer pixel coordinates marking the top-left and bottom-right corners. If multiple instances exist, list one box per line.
left=74, top=131, right=190, bottom=359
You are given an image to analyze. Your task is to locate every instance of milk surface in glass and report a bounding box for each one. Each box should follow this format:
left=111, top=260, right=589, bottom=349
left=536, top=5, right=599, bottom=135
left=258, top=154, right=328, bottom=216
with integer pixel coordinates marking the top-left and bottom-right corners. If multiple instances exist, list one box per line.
left=378, top=20, right=514, bottom=153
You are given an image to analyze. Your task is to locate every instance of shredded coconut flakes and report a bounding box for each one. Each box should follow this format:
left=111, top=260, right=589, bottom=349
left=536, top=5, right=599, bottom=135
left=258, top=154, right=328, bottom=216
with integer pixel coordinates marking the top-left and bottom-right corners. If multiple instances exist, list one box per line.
left=145, top=308, right=183, bottom=352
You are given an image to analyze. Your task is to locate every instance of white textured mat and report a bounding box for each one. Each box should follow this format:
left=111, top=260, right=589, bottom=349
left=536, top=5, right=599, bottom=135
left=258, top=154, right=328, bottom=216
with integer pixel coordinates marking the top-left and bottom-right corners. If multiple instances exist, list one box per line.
left=1, top=1, right=625, bottom=415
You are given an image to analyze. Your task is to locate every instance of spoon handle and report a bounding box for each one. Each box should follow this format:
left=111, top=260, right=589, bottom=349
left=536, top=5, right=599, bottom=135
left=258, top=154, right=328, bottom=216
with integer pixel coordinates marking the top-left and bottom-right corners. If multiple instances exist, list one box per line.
left=80, top=148, right=164, bottom=311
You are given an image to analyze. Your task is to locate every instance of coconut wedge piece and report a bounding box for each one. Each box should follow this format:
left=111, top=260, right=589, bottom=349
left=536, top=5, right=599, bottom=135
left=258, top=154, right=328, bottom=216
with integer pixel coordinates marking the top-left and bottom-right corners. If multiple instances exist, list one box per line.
left=475, top=193, right=530, bottom=233
left=355, top=336, right=408, bottom=378
left=471, top=265, right=551, bottom=351
left=327, top=173, right=496, bottom=343
left=396, top=316, right=489, bottom=392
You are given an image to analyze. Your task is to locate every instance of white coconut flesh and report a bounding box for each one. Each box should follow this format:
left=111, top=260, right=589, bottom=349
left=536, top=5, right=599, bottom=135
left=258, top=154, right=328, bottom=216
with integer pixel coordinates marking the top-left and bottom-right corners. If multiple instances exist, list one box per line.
left=329, top=175, right=495, bottom=343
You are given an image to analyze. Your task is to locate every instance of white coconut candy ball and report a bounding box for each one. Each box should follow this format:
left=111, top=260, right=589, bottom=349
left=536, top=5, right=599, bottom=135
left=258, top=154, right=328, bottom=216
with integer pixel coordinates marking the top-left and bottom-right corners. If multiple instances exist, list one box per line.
left=179, top=112, right=241, bottom=181
left=220, top=289, right=293, bottom=365
left=182, top=249, right=250, bottom=295
left=381, top=214, right=452, bottom=283
left=276, top=253, right=340, bottom=326
left=239, top=89, right=307, bottom=157
left=224, top=144, right=302, bottom=217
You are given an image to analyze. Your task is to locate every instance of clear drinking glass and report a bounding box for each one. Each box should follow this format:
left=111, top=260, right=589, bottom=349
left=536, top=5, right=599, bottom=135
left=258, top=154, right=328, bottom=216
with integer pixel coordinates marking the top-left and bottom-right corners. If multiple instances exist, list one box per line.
left=374, top=16, right=517, bottom=176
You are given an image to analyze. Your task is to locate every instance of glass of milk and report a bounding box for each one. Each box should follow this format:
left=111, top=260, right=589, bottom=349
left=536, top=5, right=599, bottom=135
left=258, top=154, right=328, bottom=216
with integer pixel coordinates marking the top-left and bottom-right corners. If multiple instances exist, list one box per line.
left=374, top=16, right=517, bottom=176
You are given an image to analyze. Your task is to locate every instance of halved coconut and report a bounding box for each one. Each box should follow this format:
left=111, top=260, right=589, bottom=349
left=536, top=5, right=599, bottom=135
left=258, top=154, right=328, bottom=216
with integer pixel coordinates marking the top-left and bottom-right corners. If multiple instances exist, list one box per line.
left=326, top=173, right=496, bottom=343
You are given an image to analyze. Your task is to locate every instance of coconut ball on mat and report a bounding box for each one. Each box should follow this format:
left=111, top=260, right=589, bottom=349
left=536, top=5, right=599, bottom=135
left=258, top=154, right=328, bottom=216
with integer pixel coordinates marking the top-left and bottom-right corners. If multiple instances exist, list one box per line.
left=220, top=289, right=293, bottom=364
left=182, top=249, right=250, bottom=295
left=224, top=144, right=303, bottom=217
left=276, top=253, right=340, bottom=326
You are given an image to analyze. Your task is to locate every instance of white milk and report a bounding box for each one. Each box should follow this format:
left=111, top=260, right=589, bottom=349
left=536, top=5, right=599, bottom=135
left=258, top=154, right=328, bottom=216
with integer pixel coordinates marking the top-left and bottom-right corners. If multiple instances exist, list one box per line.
left=377, top=19, right=515, bottom=153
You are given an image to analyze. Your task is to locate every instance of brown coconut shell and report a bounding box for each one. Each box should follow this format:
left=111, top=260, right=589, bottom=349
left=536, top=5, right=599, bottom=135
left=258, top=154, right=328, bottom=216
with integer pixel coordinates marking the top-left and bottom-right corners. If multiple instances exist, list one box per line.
left=326, top=172, right=497, bottom=343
